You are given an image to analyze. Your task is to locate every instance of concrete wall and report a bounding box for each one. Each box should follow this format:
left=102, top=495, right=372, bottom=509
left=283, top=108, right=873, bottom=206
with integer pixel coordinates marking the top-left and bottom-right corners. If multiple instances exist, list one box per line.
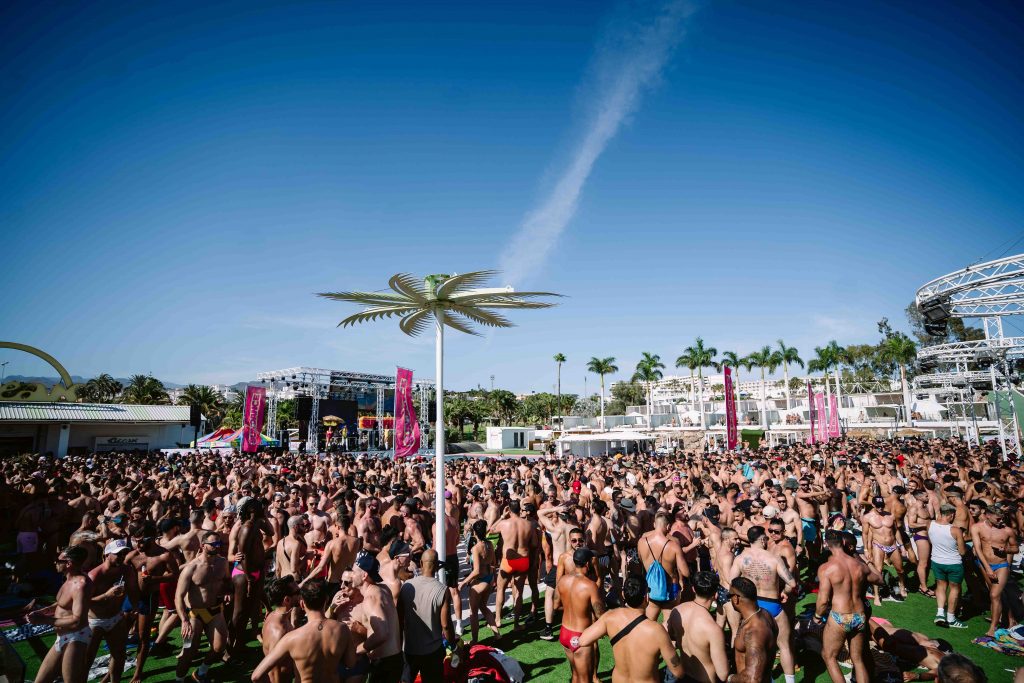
left=0, top=422, right=195, bottom=456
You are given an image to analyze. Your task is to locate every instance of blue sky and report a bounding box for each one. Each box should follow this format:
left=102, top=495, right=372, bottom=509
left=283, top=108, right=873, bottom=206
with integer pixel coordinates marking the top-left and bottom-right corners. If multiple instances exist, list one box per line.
left=2, top=0, right=1022, bottom=394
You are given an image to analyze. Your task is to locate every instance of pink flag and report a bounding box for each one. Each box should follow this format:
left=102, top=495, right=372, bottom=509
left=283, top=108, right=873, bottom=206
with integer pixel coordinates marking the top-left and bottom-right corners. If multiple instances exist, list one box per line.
left=394, top=367, right=421, bottom=458
left=725, top=366, right=738, bottom=450
left=828, top=394, right=840, bottom=439
left=814, top=392, right=827, bottom=443
left=242, top=386, right=266, bottom=453
left=806, top=381, right=816, bottom=444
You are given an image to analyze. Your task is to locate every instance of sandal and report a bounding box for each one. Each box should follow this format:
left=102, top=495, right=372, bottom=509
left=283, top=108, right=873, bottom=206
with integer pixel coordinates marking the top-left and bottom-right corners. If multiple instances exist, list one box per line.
left=919, top=588, right=936, bottom=598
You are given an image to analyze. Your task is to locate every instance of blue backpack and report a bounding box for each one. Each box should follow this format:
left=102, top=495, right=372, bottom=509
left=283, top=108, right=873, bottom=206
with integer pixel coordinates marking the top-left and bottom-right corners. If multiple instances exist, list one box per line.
left=645, top=538, right=672, bottom=602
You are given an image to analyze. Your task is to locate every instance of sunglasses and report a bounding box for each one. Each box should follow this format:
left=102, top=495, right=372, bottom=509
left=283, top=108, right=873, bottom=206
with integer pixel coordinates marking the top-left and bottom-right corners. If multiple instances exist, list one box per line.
left=570, top=538, right=584, bottom=544
left=205, top=541, right=224, bottom=548
left=768, top=529, right=783, bottom=534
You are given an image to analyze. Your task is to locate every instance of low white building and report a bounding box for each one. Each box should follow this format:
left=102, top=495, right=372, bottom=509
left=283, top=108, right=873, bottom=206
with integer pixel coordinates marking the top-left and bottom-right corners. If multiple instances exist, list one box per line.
left=0, top=402, right=198, bottom=457
left=486, top=426, right=536, bottom=450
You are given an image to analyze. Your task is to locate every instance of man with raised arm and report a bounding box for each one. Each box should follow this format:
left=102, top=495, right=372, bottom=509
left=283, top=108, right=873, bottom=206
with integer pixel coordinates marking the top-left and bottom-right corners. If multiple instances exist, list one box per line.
left=576, top=574, right=683, bottom=683
left=251, top=579, right=356, bottom=683
left=667, top=571, right=731, bottom=683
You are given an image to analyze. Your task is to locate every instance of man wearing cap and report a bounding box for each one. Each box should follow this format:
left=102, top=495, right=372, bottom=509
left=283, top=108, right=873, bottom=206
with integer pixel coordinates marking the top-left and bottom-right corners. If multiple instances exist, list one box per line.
left=350, top=552, right=404, bottom=682
left=863, top=495, right=908, bottom=605
left=29, top=545, right=94, bottom=683
left=175, top=531, right=230, bottom=683
left=557, top=547, right=605, bottom=683
left=84, top=538, right=139, bottom=683
left=667, top=571, right=730, bottom=683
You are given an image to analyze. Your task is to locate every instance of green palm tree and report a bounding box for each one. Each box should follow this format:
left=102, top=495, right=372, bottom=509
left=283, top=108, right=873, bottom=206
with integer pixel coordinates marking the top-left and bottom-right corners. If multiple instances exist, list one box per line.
left=878, top=333, right=917, bottom=426
left=632, top=352, right=665, bottom=427
left=121, top=374, right=169, bottom=405
left=677, top=338, right=717, bottom=428
left=318, top=270, right=559, bottom=579
left=776, top=340, right=804, bottom=410
left=178, top=385, right=225, bottom=428
left=554, top=353, right=566, bottom=429
left=586, top=357, right=618, bottom=430
left=825, top=339, right=846, bottom=415
left=748, top=346, right=782, bottom=428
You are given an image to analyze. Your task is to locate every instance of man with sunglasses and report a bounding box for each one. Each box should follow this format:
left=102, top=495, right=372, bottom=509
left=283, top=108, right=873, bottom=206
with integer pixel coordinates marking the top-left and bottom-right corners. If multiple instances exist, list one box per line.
left=726, top=577, right=777, bottom=683
left=175, top=531, right=229, bottom=683
left=261, top=576, right=300, bottom=683
left=29, top=545, right=93, bottom=683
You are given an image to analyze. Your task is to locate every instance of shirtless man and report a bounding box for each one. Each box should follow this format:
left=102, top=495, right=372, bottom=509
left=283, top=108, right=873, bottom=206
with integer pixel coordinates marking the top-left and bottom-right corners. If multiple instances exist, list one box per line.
left=259, top=576, right=301, bottom=683
left=356, top=499, right=383, bottom=555
left=637, top=511, right=689, bottom=620
left=175, top=531, right=230, bottom=683
left=727, top=577, right=778, bottom=683
left=278, top=516, right=310, bottom=580
left=729, top=527, right=796, bottom=683
left=538, top=505, right=573, bottom=640
left=252, top=579, right=357, bottom=683
left=304, top=494, right=331, bottom=546
left=586, top=500, right=612, bottom=593
left=795, top=478, right=830, bottom=557
left=772, top=493, right=803, bottom=554
left=576, top=574, right=683, bottom=683
left=349, top=553, right=403, bottom=683
left=558, top=548, right=605, bottom=683
left=906, top=488, right=934, bottom=595
left=813, top=530, right=882, bottom=683
left=126, top=523, right=179, bottom=683
left=85, top=539, right=139, bottom=683
left=493, top=500, right=535, bottom=630
left=231, top=498, right=271, bottom=655
left=302, top=515, right=361, bottom=597
left=972, top=503, right=1019, bottom=637
left=863, top=495, right=908, bottom=605
left=667, top=571, right=730, bottom=683
left=29, top=545, right=94, bottom=683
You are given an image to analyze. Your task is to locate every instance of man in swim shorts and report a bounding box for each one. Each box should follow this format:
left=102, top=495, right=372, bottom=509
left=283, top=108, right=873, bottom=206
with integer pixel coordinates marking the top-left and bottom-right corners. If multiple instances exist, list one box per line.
left=175, top=531, right=230, bottom=683
left=558, top=548, right=604, bottom=683
left=493, top=500, right=535, bottom=630
left=29, top=545, right=94, bottom=683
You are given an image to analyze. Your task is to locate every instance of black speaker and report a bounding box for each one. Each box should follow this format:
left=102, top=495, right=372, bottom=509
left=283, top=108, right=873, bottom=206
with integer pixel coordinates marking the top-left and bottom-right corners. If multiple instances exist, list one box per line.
left=296, top=397, right=312, bottom=421
left=189, top=405, right=202, bottom=427
left=428, top=400, right=436, bottom=422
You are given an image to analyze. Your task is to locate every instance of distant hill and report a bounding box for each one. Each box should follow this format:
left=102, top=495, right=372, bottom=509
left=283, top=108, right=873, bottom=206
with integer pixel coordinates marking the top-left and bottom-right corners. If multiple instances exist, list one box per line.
left=3, top=375, right=187, bottom=389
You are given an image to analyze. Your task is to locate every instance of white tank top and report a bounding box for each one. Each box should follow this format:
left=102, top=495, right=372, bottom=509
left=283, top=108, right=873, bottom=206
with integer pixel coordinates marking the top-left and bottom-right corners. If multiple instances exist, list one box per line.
left=928, top=521, right=962, bottom=565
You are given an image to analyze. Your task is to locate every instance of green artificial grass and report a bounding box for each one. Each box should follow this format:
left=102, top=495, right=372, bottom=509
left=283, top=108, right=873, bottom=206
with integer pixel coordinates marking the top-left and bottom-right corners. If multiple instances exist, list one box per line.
left=12, top=591, right=1019, bottom=682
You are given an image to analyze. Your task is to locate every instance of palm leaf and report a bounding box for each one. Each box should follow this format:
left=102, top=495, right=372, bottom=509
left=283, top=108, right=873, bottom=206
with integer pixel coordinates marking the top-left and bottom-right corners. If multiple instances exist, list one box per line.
left=337, top=305, right=417, bottom=328
left=399, top=309, right=433, bottom=337
left=448, top=291, right=563, bottom=304
left=470, top=300, right=558, bottom=310
left=442, top=312, right=482, bottom=336
left=448, top=304, right=514, bottom=328
left=318, top=291, right=410, bottom=306
left=388, top=274, right=428, bottom=304
left=434, top=270, right=500, bottom=299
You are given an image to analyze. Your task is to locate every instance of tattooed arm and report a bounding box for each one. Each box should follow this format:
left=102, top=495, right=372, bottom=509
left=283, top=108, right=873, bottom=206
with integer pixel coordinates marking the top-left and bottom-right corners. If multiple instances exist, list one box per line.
left=728, top=625, right=771, bottom=683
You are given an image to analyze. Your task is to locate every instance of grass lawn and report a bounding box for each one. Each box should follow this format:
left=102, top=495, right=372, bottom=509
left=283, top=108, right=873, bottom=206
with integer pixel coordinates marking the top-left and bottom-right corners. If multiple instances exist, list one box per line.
left=12, top=590, right=1019, bottom=682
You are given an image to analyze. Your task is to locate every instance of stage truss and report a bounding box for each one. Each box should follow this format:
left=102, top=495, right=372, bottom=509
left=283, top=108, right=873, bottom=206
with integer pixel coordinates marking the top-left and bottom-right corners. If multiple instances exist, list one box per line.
left=255, top=367, right=434, bottom=452
left=915, top=255, right=1024, bottom=457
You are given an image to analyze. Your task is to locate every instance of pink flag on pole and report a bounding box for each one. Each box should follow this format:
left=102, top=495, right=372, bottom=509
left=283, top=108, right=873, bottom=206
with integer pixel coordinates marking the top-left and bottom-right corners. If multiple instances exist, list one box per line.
left=394, top=367, right=421, bottom=458
left=828, top=394, right=840, bottom=439
left=815, top=392, right=828, bottom=443
left=725, top=366, right=738, bottom=450
left=806, top=381, right=816, bottom=444
left=242, top=386, right=266, bottom=453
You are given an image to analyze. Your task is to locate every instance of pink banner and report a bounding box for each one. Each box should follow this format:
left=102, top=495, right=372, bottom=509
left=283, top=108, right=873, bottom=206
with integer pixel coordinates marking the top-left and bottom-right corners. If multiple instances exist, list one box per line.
left=814, top=392, right=827, bottom=443
left=394, top=367, right=421, bottom=458
left=828, top=394, right=840, bottom=439
left=806, top=381, right=816, bottom=444
left=725, top=366, right=738, bottom=450
left=242, top=386, right=266, bottom=453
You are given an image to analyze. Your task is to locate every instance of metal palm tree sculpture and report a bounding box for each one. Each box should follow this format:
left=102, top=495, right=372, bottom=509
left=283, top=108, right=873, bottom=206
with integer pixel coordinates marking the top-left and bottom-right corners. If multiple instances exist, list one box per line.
left=318, top=270, right=560, bottom=580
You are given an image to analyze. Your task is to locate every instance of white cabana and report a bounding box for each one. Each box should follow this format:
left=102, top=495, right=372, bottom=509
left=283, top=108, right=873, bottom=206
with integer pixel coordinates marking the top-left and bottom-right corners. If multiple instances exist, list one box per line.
left=555, top=430, right=656, bottom=457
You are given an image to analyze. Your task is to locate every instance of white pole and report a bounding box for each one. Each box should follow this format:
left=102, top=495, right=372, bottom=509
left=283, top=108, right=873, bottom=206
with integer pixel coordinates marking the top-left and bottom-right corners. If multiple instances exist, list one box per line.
left=600, top=376, right=605, bottom=431
left=434, top=309, right=447, bottom=585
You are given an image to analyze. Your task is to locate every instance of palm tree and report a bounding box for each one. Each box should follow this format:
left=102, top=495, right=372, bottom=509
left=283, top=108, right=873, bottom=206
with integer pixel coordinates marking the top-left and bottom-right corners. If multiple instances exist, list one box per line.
left=586, top=357, right=618, bottom=430
left=318, top=270, right=559, bottom=580
left=553, top=353, right=566, bottom=429
left=747, top=346, right=782, bottom=428
left=677, top=338, right=718, bottom=429
left=776, top=341, right=804, bottom=410
left=177, top=385, right=225, bottom=428
left=121, top=374, right=170, bottom=405
left=632, top=352, right=665, bottom=428
left=878, top=334, right=917, bottom=426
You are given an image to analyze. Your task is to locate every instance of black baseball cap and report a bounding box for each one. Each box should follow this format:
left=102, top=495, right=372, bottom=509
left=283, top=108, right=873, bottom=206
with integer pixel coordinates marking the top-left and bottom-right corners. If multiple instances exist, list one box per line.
left=355, top=553, right=383, bottom=583
left=572, top=548, right=595, bottom=567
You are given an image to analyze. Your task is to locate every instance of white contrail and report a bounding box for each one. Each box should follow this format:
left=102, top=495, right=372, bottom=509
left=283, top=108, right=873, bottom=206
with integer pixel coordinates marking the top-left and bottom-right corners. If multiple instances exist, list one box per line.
left=500, top=1, right=696, bottom=285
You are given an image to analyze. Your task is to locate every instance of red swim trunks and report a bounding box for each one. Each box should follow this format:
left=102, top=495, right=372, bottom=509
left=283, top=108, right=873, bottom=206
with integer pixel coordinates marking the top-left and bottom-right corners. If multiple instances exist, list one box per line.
left=501, top=557, right=530, bottom=575
left=158, top=581, right=175, bottom=609
left=559, top=626, right=582, bottom=651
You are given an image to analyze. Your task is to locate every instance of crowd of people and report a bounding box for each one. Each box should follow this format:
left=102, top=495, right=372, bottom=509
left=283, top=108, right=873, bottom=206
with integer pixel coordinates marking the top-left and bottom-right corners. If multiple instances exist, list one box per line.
left=1, top=435, right=1018, bottom=683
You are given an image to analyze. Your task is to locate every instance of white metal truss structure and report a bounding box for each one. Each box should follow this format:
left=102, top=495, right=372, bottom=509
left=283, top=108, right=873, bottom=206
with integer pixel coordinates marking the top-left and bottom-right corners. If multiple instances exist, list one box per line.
left=256, top=367, right=434, bottom=452
left=916, top=255, right=1024, bottom=457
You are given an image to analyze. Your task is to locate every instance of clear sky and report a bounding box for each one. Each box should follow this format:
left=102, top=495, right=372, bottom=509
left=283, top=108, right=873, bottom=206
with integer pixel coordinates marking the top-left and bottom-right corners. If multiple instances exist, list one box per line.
left=2, top=0, right=1022, bottom=394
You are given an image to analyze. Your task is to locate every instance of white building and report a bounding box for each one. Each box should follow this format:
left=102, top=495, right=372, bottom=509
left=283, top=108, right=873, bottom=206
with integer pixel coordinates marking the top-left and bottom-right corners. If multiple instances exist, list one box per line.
left=486, top=426, right=536, bottom=450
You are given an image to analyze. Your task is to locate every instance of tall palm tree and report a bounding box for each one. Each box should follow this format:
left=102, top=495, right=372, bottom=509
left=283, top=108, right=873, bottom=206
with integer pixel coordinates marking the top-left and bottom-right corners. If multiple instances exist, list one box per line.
left=677, top=338, right=718, bottom=429
left=878, top=334, right=917, bottom=426
left=553, top=353, right=566, bottom=429
left=825, top=340, right=846, bottom=417
left=586, top=357, right=618, bottom=430
left=632, top=352, right=665, bottom=428
left=121, top=374, right=170, bottom=405
left=748, top=346, right=782, bottom=428
left=318, top=270, right=559, bottom=582
left=177, top=385, right=225, bottom=428
left=775, top=341, right=804, bottom=410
